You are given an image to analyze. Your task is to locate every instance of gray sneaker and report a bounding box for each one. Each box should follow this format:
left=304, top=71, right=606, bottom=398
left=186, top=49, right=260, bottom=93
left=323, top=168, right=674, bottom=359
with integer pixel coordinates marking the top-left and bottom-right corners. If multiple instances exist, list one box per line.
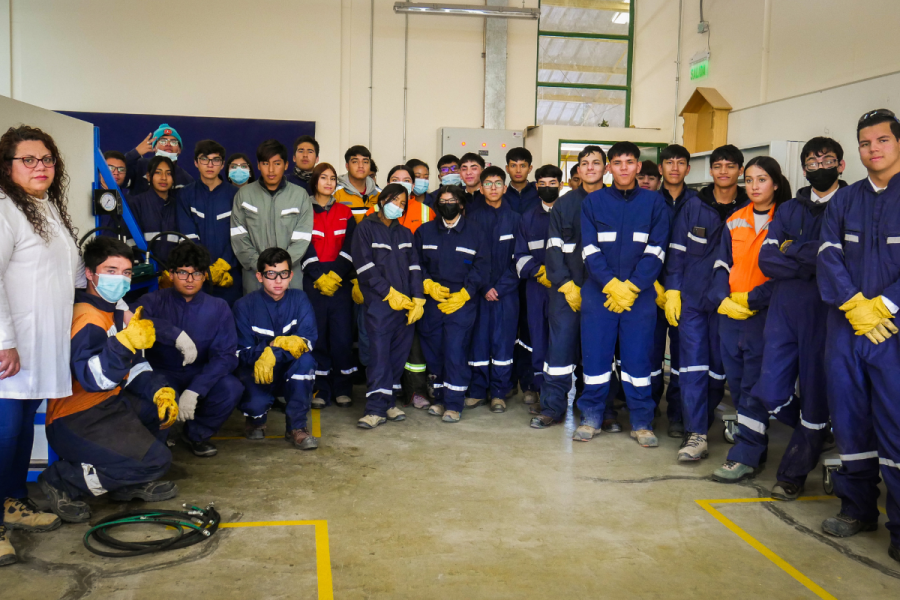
left=38, top=473, right=91, bottom=523
left=822, top=513, right=878, bottom=537
left=677, top=433, right=708, bottom=461
left=771, top=481, right=803, bottom=501
left=712, top=460, right=756, bottom=483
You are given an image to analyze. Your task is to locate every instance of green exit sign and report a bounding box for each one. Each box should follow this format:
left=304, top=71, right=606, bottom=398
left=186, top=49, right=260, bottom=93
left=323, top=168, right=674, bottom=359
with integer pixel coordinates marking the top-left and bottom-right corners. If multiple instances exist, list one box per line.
left=690, top=58, right=709, bottom=81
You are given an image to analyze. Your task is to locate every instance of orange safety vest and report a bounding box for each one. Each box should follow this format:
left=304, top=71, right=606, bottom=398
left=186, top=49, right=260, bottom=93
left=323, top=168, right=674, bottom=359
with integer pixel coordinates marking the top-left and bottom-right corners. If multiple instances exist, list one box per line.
left=726, top=202, right=774, bottom=294
left=365, top=195, right=434, bottom=234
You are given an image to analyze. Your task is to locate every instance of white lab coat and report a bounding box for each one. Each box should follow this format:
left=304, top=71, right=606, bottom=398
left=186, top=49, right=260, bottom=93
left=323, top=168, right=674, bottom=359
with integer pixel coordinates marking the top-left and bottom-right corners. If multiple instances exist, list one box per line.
left=0, top=190, right=82, bottom=399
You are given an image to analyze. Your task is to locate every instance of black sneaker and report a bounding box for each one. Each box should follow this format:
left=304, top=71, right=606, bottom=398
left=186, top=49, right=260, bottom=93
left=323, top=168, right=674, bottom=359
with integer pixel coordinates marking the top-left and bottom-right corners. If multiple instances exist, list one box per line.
left=601, top=419, right=622, bottom=433
left=110, top=481, right=179, bottom=502
left=667, top=421, right=685, bottom=438
left=821, top=512, right=878, bottom=538
left=889, top=543, right=900, bottom=563
left=37, top=473, right=91, bottom=523
left=184, top=435, right=217, bottom=458
left=771, top=481, right=803, bottom=501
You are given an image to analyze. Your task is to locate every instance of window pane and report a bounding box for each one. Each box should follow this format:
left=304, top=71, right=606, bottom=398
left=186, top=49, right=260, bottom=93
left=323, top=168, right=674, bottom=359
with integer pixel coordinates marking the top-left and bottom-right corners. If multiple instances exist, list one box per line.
left=540, top=1, right=631, bottom=36
left=537, top=87, right=626, bottom=127
left=538, top=37, right=628, bottom=87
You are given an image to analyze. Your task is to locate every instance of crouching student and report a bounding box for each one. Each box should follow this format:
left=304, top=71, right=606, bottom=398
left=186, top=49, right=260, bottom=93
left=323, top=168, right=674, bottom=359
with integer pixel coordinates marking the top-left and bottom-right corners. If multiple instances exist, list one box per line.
left=353, top=184, right=425, bottom=428
left=709, top=157, right=790, bottom=482
left=466, top=167, right=521, bottom=413
left=416, top=186, right=490, bottom=422
left=131, top=241, right=243, bottom=458
left=233, top=248, right=319, bottom=449
left=39, top=238, right=179, bottom=524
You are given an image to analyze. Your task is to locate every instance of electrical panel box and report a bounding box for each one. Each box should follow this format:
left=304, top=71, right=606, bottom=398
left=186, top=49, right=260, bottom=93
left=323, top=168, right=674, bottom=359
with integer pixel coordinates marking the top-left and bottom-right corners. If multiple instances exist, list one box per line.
left=437, top=128, right=524, bottom=167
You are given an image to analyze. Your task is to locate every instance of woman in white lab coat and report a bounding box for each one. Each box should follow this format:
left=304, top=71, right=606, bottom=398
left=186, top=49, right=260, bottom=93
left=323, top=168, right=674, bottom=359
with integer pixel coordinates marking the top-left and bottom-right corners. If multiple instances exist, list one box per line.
left=0, top=125, right=82, bottom=566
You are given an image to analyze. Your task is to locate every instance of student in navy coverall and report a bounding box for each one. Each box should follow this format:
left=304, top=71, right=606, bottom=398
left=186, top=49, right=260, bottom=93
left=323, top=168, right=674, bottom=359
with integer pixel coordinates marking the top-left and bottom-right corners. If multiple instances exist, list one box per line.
left=129, top=155, right=181, bottom=265
left=124, top=124, right=194, bottom=196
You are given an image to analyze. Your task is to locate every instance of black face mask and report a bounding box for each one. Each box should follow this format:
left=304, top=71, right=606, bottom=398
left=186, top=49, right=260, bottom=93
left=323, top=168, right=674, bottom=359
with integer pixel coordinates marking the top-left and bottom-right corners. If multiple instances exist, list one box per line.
left=437, top=202, right=461, bottom=221
left=537, top=186, right=560, bottom=203
left=806, top=167, right=839, bottom=193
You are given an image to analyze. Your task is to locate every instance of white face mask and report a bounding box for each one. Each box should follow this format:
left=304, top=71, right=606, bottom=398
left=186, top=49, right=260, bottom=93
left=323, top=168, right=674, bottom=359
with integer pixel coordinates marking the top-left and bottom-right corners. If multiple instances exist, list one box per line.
left=155, top=149, right=178, bottom=162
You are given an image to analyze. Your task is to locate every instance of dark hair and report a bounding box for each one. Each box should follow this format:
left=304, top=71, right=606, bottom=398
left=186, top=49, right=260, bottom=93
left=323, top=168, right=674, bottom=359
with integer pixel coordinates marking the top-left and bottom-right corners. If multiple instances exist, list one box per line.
left=577, top=145, right=607, bottom=165
left=293, top=135, right=319, bottom=156
left=505, top=147, right=532, bottom=165
left=147, top=155, right=175, bottom=190
left=344, top=145, right=371, bottom=163
left=659, top=144, right=690, bottom=163
left=103, top=150, right=127, bottom=163
left=387, top=164, right=412, bottom=182
left=437, top=154, right=460, bottom=171
left=194, top=139, right=225, bottom=161
left=257, top=247, right=292, bottom=273
left=256, top=139, right=288, bottom=163
left=744, top=156, right=792, bottom=208
left=434, top=185, right=468, bottom=207
left=405, top=158, right=429, bottom=175
left=857, top=108, right=900, bottom=139
left=377, top=183, right=409, bottom=209
left=224, top=153, right=256, bottom=183
left=460, top=152, right=485, bottom=168
left=639, top=160, right=660, bottom=177
left=569, top=164, right=579, bottom=177
left=534, top=164, right=563, bottom=182
left=480, top=165, right=506, bottom=183
left=310, top=162, right=338, bottom=195
left=800, top=136, right=844, bottom=164
left=607, top=141, right=641, bottom=161
left=83, top=236, right=133, bottom=272
left=710, top=144, right=744, bottom=168
left=369, top=160, right=378, bottom=175
left=167, top=240, right=211, bottom=273
left=0, top=125, right=78, bottom=243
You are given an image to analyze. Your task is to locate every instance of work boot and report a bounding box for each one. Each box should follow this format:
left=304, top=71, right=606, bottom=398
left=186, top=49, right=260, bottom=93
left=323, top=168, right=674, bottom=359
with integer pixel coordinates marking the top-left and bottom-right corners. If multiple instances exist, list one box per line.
left=110, top=480, right=179, bottom=502
left=677, top=433, right=708, bottom=462
left=3, top=497, right=62, bottom=532
left=288, top=428, right=319, bottom=450
left=490, top=397, right=506, bottom=413
left=821, top=513, right=878, bottom=538
left=311, top=397, right=326, bottom=409
left=712, top=460, right=756, bottom=483
left=426, top=374, right=437, bottom=399
left=631, top=429, right=659, bottom=448
left=573, top=424, right=596, bottom=442
left=386, top=407, right=406, bottom=421
left=244, top=418, right=266, bottom=440
left=464, top=397, right=486, bottom=409
left=181, top=432, right=218, bottom=458
left=522, top=390, right=539, bottom=405
left=428, top=403, right=445, bottom=417
left=38, top=473, right=91, bottom=523
left=601, top=419, right=622, bottom=433
left=358, top=414, right=386, bottom=429
left=889, top=543, right=900, bottom=563
left=667, top=421, right=685, bottom=438
left=335, top=395, right=352, bottom=408
left=0, top=526, right=15, bottom=566
left=412, top=393, right=430, bottom=409
left=771, top=481, right=803, bottom=501
left=530, top=415, right=556, bottom=429
left=442, top=410, right=461, bottom=423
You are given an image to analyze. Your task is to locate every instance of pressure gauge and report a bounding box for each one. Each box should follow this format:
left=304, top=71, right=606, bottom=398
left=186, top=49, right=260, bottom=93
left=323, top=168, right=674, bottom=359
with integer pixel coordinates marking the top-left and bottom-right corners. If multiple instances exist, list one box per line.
left=92, top=189, right=122, bottom=216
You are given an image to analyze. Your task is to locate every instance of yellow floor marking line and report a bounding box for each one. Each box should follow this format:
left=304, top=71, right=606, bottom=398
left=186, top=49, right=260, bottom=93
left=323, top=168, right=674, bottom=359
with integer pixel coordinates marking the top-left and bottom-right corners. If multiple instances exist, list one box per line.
left=311, top=408, right=322, bottom=437
left=220, top=520, right=333, bottom=600
left=697, top=497, right=837, bottom=600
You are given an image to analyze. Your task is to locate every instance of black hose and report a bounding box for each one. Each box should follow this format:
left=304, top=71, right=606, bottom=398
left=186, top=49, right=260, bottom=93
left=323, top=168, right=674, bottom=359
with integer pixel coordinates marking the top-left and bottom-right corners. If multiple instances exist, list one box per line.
left=83, top=503, right=220, bottom=558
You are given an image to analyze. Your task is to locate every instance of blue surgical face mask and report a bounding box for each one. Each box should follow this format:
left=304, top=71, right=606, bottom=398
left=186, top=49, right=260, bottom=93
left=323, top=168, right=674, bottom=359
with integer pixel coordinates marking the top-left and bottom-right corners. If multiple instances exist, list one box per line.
left=94, top=274, right=131, bottom=303
left=229, top=166, right=250, bottom=184
left=413, top=178, right=429, bottom=195
left=155, top=149, right=178, bottom=162
left=394, top=181, right=413, bottom=195
left=382, top=202, right=404, bottom=220
left=441, top=173, right=461, bottom=186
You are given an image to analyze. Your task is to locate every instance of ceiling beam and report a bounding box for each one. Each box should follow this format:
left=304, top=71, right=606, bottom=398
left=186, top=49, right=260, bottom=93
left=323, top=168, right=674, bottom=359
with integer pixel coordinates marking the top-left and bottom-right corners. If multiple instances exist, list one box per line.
left=541, top=0, right=630, bottom=11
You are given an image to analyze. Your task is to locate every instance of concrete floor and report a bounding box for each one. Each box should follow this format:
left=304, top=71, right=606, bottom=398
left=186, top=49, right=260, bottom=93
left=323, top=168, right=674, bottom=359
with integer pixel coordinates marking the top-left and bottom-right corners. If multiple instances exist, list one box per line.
left=5, top=388, right=900, bottom=599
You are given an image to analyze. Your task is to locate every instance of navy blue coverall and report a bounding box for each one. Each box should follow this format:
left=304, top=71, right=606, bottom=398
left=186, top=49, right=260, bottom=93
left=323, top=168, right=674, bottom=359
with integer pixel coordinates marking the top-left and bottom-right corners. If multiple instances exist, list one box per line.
left=415, top=215, right=490, bottom=412
left=132, top=288, right=243, bottom=443
left=353, top=213, right=424, bottom=416
left=233, top=289, right=318, bottom=432
left=176, top=180, right=242, bottom=305
left=129, top=189, right=181, bottom=264
left=124, top=149, right=194, bottom=196
left=513, top=203, right=552, bottom=392
left=818, top=174, right=900, bottom=545
left=579, top=184, right=670, bottom=430
left=503, top=181, right=540, bottom=216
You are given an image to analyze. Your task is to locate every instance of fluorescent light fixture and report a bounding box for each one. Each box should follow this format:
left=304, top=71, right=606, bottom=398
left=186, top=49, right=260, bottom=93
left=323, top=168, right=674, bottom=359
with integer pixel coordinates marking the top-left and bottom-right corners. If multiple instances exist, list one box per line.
left=393, top=2, right=540, bottom=19
left=611, top=12, right=629, bottom=24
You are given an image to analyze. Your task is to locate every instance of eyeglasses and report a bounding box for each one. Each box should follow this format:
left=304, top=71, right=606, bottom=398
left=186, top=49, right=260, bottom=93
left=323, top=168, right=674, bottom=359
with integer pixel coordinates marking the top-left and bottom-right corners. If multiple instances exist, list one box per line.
left=198, top=156, right=224, bottom=166
left=439, top=166, right=460, bottom=174
left=804, top=158, right=840, bottom=171
left=156, top=139, right=180, bottom=148
left=262, top=270, right=291, bottom=280
left=481, top=181, right=504, bottom=189
left=12, top=155, right=56, bottom=169
left=106, top=164, right=126, bottom=174
left=174, top=269, right=205, bottom=281
left=858, top=108, right=899, bottom=125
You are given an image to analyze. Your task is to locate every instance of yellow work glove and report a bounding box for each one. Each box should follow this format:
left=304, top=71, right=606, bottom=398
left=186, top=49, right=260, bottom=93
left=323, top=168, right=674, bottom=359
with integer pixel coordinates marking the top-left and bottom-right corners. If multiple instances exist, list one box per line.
left=272, top=335, right=309, bottom=359
left=209, top=258, right=233, bottom=287
left=839, top=292, right=867, bottom=313
left=558, top=281, right=581, bottom=312
left=384, top=287, right=415, bottom=311
left=407, top=297, right=426, bottom=325
left=254, top=347, right=277, bottom=385
left=115, top=307, right=156, bottom=353
left=730, top=292, right=750, bottom=308
left=842, top=295, right=895, bottom=336
left=325, top=270, right=342, bottom=287
left=536, top=265, right=552, bottom=288
left=153, top=387, right=178, bottom=429
left=664, top=290, right=682, bottom=327
left=351, top=279, right=365, bottom=304
left=603, top=278, right=640, bottom=310
left=654, top=281, right=667, bottom=310
left=863, top=319, right=900, bottom=345
left=604, top=296, right=626, bottom=313
left=438, top=288, right=471, bottom=315
left=423, top=278, right=450, bottom=302
left=158, top=271, right=174, bottom=289
left=718, top=297, right=757, bottom=320
left=313, top=273, right=341, bottom=297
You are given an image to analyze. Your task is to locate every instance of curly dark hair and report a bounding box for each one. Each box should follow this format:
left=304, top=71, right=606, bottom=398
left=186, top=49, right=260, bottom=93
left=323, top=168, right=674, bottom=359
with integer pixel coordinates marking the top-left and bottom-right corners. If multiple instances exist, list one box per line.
left=0, top=125, right=78, bottom=243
